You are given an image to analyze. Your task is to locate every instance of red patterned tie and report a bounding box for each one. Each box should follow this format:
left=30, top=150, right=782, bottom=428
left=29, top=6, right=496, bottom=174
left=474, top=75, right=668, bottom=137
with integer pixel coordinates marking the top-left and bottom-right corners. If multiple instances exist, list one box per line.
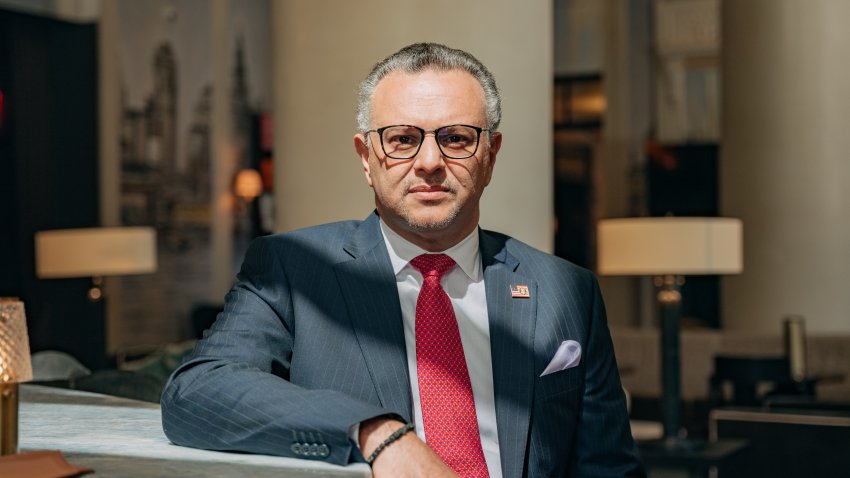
left=411, top=254, right=489, bottom=478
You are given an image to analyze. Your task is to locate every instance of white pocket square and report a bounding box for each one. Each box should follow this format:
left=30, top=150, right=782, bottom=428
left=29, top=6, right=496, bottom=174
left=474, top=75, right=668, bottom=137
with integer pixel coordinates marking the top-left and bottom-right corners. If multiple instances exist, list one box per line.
left=540, top=340, right=582, bottom=377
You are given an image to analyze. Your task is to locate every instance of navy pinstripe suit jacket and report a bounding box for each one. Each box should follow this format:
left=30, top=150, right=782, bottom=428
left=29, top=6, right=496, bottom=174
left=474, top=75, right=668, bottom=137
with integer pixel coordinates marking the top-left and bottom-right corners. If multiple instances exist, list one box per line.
left=161, top=212, right=644, bottom=477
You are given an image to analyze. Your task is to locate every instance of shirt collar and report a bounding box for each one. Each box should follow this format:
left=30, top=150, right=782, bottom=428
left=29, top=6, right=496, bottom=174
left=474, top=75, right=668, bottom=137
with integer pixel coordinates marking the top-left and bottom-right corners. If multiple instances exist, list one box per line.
left=379, top=218, right=481, bottom=281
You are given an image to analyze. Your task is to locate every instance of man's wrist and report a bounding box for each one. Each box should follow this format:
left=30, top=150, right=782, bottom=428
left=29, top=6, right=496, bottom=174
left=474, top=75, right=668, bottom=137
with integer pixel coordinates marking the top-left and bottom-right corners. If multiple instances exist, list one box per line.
left=358, top=417, right=408, bottom=459
left=365, top=422, right=414, bottom=465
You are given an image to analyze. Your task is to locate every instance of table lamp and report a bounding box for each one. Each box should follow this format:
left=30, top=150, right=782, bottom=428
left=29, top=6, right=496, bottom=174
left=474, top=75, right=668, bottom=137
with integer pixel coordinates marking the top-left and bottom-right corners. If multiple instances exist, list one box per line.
left=0, top=298, right=33, bottom=455
left=34, top=227, right=157, bottom=301
left=597, top=217, right=742, bottom=449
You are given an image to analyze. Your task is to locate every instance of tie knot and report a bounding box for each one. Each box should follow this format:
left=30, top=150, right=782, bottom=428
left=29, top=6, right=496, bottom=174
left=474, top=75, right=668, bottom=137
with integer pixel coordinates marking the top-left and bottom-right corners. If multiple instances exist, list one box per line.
left=411, top=253, right=456, bottom=280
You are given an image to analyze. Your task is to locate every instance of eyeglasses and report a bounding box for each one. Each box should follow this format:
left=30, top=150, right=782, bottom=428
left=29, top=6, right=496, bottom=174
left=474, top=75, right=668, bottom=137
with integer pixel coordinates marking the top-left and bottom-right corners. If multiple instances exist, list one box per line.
left=365, top=124, right=490, bottom=160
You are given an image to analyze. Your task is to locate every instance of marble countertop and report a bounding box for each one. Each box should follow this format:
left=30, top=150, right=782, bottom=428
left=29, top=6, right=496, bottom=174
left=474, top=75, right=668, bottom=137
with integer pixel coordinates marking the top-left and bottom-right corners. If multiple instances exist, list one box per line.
left=19, top=385, right=371, bottom=478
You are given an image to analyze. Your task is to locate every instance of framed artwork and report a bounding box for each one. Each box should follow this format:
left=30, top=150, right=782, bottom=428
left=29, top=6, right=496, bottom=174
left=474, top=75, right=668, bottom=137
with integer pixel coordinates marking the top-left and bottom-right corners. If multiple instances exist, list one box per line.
left=114, top=0, right=271, bottom=349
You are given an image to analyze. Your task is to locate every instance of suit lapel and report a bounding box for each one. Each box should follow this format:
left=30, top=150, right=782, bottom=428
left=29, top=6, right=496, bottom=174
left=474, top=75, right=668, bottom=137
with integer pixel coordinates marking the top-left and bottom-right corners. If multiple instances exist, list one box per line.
left=334, top=213, right=412, bottom=422
left=481, top=230, right=537, bottom=478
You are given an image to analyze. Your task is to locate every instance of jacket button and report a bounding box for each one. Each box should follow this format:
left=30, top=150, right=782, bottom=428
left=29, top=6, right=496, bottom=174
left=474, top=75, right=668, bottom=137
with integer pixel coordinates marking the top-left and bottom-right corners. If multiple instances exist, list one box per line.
left=290, top=443, right=302, bottom=455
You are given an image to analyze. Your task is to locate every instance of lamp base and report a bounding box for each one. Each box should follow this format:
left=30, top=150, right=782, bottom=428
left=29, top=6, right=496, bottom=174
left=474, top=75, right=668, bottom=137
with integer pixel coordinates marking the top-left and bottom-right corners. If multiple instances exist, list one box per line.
left=0, top=382, right=19, bottom=455
left=640, top=436, right=705, bottom=453
left=637, top=437, right=750, bottom=474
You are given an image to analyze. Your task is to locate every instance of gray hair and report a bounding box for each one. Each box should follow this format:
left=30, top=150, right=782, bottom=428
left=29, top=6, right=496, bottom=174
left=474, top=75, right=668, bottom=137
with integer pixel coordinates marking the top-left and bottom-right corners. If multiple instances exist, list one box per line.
left=356, top=42, right=501, bottom=133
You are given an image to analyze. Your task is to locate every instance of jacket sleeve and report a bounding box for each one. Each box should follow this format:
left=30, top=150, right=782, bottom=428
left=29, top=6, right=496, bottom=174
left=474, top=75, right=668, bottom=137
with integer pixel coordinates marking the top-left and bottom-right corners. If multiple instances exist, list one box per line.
left=571, top=276, right=646, bottom=477
left=160, top=236, right=395, bottom=465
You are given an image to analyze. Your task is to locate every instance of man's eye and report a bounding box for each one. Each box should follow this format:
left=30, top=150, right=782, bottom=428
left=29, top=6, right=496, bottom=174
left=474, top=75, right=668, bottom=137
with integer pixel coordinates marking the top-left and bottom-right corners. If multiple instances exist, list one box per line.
left=440, top=133, right=472, bottom=147
left=387, top=134, right=420, bottom=148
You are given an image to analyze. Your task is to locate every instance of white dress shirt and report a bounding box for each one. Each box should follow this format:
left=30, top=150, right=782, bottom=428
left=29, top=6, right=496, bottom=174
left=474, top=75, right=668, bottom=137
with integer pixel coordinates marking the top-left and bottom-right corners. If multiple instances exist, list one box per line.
left=379, top=219, right=502, bottom=478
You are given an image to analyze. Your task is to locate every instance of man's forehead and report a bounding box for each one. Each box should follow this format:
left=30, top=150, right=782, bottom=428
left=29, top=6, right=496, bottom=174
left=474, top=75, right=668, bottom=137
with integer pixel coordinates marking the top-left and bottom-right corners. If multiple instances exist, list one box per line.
left=370, top=68, right=487, bottom=124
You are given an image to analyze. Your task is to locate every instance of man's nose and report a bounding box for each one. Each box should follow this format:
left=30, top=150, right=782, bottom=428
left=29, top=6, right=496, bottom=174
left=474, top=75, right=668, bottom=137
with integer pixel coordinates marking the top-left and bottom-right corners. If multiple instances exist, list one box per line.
left=413, top=132, right=445, bottom=172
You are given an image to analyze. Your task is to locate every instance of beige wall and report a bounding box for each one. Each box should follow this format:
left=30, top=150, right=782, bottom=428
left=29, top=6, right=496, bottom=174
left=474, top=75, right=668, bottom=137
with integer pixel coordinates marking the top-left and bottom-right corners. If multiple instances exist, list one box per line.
left=722, top=0, right=850, bottom=333
left=272, top=1, right=553, bottom=252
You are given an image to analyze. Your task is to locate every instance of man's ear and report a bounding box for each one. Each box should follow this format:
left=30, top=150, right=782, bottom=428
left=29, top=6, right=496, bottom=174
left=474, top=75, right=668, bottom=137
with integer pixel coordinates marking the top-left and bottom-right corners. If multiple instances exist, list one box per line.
left=354, top=133, right=373, bottom=187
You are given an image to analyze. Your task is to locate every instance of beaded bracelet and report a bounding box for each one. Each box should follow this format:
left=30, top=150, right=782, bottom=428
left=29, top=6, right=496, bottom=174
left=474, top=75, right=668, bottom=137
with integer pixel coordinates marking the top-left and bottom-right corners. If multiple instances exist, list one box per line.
left=366, top=422, right=415, bottom=466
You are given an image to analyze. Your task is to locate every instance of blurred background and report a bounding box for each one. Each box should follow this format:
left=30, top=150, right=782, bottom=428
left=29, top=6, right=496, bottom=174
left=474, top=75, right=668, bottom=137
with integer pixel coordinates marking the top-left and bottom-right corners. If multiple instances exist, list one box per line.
left=1, top=0, right=849, bottom=474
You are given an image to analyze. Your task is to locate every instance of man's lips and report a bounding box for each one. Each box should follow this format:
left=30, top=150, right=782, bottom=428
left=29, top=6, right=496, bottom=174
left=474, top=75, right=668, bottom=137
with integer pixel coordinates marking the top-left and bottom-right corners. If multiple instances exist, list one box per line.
left=408, top=185, right=450, bottom=200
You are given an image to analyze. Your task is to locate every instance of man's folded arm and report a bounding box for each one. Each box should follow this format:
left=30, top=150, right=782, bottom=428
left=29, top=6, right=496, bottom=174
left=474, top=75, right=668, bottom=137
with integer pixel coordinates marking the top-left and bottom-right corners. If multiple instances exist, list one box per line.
left=160, top=237, right=399, bottom=465
left=161, top=355, right=396, bottom=464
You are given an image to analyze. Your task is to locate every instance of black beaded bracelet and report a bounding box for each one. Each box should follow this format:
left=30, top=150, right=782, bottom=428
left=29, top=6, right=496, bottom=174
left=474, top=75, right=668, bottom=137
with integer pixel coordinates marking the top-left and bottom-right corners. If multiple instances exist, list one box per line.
left=366, top=422, right=415, bottom=466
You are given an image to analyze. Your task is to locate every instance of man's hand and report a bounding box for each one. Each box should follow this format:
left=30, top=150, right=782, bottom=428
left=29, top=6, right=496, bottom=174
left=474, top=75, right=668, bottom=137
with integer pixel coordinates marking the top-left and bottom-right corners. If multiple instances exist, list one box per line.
left=359, top=417, right=458, bottom=477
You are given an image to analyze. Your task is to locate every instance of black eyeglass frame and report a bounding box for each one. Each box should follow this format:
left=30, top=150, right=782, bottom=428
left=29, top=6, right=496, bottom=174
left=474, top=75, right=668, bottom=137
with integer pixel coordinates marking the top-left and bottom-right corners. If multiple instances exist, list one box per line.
left=364, top=124, right=491, bottom=160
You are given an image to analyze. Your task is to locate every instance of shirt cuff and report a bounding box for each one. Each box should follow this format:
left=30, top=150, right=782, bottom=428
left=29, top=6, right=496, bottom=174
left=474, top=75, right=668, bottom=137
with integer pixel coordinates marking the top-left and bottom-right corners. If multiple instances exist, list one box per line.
left=348, top=422, right=361, bottom=451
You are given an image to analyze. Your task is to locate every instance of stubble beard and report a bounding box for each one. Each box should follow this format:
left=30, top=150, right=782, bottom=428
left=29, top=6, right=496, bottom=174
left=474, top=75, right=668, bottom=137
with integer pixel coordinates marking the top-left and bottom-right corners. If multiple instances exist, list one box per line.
left=394, top=177, right=473, bottom=234
left=376, top=148, right=489, bottom=237
left=399, top=199, right=461, bottom=233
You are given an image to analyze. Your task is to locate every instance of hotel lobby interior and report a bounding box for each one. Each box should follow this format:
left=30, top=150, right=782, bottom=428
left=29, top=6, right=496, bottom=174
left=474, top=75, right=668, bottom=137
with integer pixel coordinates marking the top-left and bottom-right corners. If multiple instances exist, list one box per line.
left=1, top=0, right=849, bottom=476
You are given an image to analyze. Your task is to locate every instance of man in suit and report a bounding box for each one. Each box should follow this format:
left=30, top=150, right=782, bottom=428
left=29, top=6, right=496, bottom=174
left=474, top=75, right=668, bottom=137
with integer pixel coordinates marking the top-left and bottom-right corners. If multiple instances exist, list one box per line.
left=161, top=42, right=643, bottom=477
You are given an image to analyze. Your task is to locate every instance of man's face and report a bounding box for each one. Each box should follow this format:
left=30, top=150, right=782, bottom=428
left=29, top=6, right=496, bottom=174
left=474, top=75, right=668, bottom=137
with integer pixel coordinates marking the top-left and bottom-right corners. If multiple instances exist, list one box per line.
left=354, top=69, right=502, bottom=251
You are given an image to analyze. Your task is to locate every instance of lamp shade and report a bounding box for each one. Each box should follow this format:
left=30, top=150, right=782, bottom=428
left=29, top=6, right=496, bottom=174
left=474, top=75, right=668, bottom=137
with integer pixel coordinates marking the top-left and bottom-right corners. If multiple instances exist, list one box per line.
left=597, top=217, right=743, bottom=276
left=35, top=227, right=157, bottom=279
left=0, top=299, right=32, bottom=383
